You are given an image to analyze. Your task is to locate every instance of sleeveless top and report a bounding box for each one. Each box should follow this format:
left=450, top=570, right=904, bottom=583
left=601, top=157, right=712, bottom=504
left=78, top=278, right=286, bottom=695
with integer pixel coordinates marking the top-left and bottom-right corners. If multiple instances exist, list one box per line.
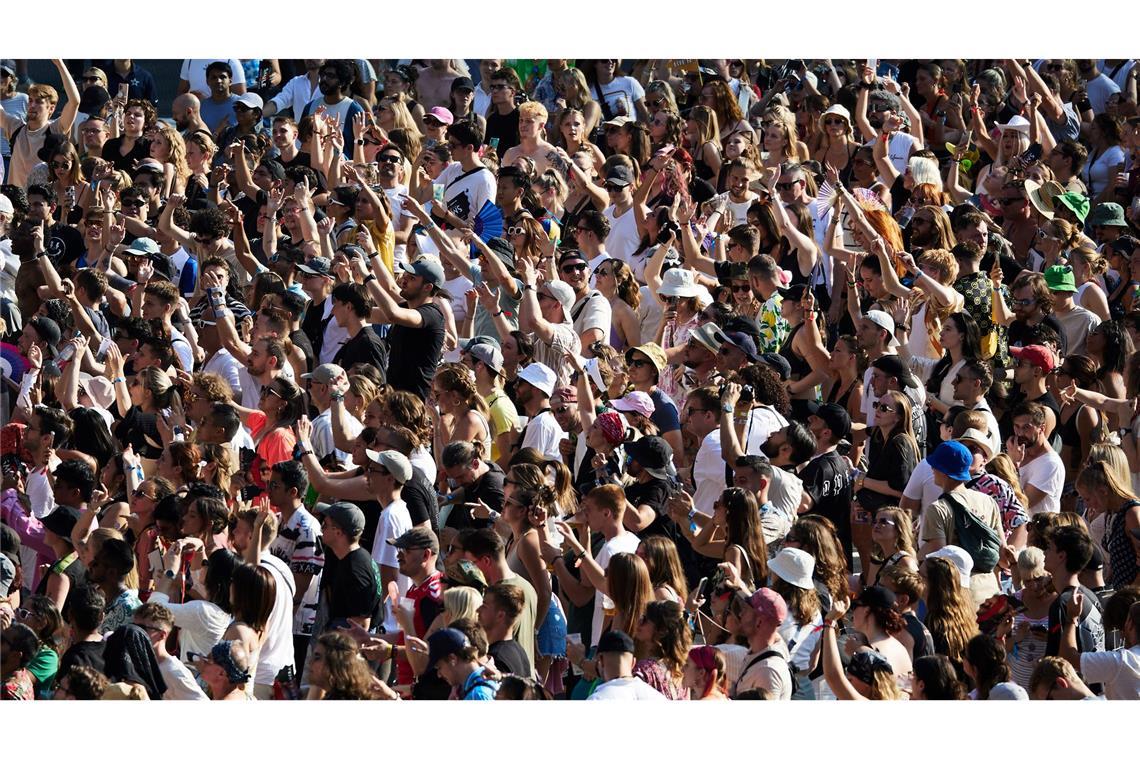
left=826, top=377, right=858, bottom=411
left=1058, top=404, right=1099, bottom=472
left=778, top=323, right=812, bottom=381
left=1103, top=501, right=1140, bottom=589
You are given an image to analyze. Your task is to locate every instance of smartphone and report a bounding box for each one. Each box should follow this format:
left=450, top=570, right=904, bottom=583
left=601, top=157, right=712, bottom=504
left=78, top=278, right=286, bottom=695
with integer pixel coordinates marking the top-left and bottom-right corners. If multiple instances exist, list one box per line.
left=489, top=137, right=500, bottom=150
left=118, top=83, right=130, bottom=99
left=148, top=548, right=164, bottom=575
left=97, top=336, right=113, bottom=358
left=696, top=576, right=710, bottom=599
left=866, top=58, right=876, bottom=73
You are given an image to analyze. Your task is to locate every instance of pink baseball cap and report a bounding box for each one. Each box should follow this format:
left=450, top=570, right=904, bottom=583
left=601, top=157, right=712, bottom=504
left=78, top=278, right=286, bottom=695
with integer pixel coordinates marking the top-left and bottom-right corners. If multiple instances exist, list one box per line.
left=747, top=587, right=788, bottom=624
left=611, top=391, right=655, bottom=418
left=427, top=107, right=454, bottom=126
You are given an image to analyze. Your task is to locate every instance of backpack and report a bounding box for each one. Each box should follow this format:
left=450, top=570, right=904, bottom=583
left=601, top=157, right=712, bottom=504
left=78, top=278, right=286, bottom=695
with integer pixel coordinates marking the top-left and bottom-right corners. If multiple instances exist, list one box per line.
left=738, top=648, right=799, bottom=698
left=943, top=492, right=1002, bottom=574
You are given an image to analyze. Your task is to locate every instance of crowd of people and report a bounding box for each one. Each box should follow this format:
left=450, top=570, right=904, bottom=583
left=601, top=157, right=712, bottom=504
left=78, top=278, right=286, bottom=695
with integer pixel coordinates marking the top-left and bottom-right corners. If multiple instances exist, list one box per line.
left=1, top=56, right=1138, bottom=702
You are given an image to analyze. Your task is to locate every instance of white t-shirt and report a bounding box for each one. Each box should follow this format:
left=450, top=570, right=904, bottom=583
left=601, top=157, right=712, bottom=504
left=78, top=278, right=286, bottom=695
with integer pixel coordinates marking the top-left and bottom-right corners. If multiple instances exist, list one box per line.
left=2, top=114, right=69, bottom=188
left=1080, top=646, right=1140, bottom=701
left=255, top=552, right=297, bottom=687
left=179, top=59, right=247, bottom=98
left=742, top=407, right=788, bottom=456
left=603, top=204, right=640, bottom=263
left=411, top=446, right=437, bottom=492
left=203, top=348, right=243, bottom=402
left=159, top=656, right=209, bottom=700
left=692, top=431, right=725, bottom=516
left=733, top=639, right=793, bottom=699
left=269, top=73, right=321, bottom=122
left=310, top=407, right=361, bottom=465
left=435, top=162, right=497, bottom=226
left=571, top=290, right=612, bottom=343
left=382, top=185, right=410, bottom=266
left=590, top=77, right=645, bottom=119
left=903, top=459, right=944, bottom=510
left=269, top=506, right=324, bottom=636
left=1018, top=449, right=1065, bottom=515
left=1054, top=305, right=1102, bottom=358
left=371, top=499, right=412, bottom=633
left=712, top=192, right=759, bottom=229
left=521, top=409, right=567, bottom=463
left=148, top=592, right=232, bottom=664
left=587, top=675, right=667, bottom=701
left=591, top=531, right=642, bottom=647
left=868, top=132, right=920, bottom=181
left=1084, top=73, right=1121, bottom=114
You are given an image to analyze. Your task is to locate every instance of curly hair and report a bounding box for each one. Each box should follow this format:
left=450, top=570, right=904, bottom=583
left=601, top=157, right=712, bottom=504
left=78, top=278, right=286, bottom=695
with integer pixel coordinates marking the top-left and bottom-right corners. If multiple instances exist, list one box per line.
left=382, top=390, right=432, bottom=444
left=199, top=442, right=235, bottom=496
left=192, top=371, right=234, bottom=403
left=771, top=576, right=821, bottom=627
left=434, top=363, right=490, bottom=418
left=607, top=259, right=641, bottom=309
left=164, top=441, right=202, bottom=485
left=737, top=363, right=791, bottom=416
left=57, top=664, right=109, bottom=699
left=315, top=631, right=377, bottom=700
left=152, top=122, right=190, bottom=184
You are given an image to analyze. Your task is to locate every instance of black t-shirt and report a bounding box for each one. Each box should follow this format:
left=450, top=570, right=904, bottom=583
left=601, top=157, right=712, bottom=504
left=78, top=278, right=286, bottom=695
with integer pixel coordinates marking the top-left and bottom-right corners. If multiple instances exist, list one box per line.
left=1045, top=584, right=1103, bottom=657
left=859, top=434, right=918, bottom=513
left=489, top=638, right=531, bottom=676
left=630, top=477, right=713, bottom=589
left=404, top=468, right=438, bottom=532
left=101, top=136, right=150, bottom=173
left=445, top=463, right=506, bottom=532
left=1007, top=316, right=1068, bottom=354
left=800, top=450, right=854, bottom=561
left=289, top=328, right=315, bottom=374
left=117, top=405, right=164, bottom=460
left=58, top=640, right=106, bottom=675
left=485, top=108, right=520, bottom=158
left=301, top=297, right=331, bottom=361
left=385, top=303, right=445, bottom=399
left=334, top=325, right=389, bottom=378
left=326, top=546, right=379, bottom=622
left=45, top=222, right=86, bottom=272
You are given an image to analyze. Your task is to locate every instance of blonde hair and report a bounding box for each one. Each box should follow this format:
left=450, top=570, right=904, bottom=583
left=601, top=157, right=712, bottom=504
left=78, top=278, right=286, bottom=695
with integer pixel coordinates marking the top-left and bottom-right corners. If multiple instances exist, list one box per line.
left=869, top=668, right=904, bottom=700
left=443, top=586, right=482, bottom=625
left=1017, top=546, right=1047, bottom=579
left=518, top=100, right=548, bottom=125
left=1068, top=247, right=1109, bottom=280
left=687, top=106, right=720, bottom=150
left=1077, top=459, right=1139, bottom=503
left=986, top=454, right=1029, bottom=508
left=871, top=506, right=916, bottom=561
left=154, top=123, right=190, bottom=184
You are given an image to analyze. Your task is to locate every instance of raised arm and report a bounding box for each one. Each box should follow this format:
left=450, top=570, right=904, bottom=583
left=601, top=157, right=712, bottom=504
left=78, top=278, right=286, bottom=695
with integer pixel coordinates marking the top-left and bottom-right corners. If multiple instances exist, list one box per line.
left=854, top=65, right=877, bottom=142
left=158, top=194, right=194, bottom=248
left=52, top=59, right=81, bottom=133
left=767, top=166, right=820, bottom=276
left=515, top=257, right=557, bottom=344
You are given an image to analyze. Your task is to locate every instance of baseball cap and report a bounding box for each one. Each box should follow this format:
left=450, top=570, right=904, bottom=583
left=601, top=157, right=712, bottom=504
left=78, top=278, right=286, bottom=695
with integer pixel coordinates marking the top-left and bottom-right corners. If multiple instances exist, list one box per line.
left=596, top=630, right=636, bottom=654
left=854, top=585, right=898, bottom=611
left=261, top=159, right=287, bottom=181
left=805, top=400, right=851, bottom=441
left=611, top=391, right=655, bottom=418
left=469, top=343, right=504, bottom=375
left=398, top=257, right=445, bottom=287
left=426, top=628, right=471, bottom=670
left=689, top=322, right=728, bottom=354
left=540, top=280, right=575, bottom=322
left=928, top=545, right=974, bottom=589
left=602, top=116, right=633, bottom=129
left=387, top=526, right=439, bottom=552
left=297, top=257, right=334, bottom=278
left=927, top=441, right=974, bottom=482
left=1043, top=264, right=1077, bottom=292
left=124, top=237, right=161, bottom=256
left=450, top=76, right=475, bottom=93
left=722, top=331, right=760, bottom=362
left=313, top=501, right=366, bottom=537
left=1009, top=344, right=1056, bottom=373
left=759, top=353, right=792, bottom=381
left=426, top=107, right=454, bottom=126
left=458, top=335, right=499, bottom=352
left=604, top=165, right=635, bottom=187
left=623, top=435, right=675, bottom=480
left=746, top=587, right=787, bottom=624
left=301, top=363, right=347, bottom=385
left=365, top=450, right=413, bottom=484
left=41, top=506, right=82, bottom=538
left=871, top=354, right=921, bottom=389
left=552, top=385, right=578, bottom=405
left=517, top=362, right=557, bottom=398
left=0, top=61, right=16, bottom=77
left=29, top=316, right=62, bottom=348
left=234, top=92, right=264, bottom=110
left=1110, top=235, right=1138, bottom=257
left=863, top=310, right=900, bottom=348
left=557, top=249, right=588, bottom=269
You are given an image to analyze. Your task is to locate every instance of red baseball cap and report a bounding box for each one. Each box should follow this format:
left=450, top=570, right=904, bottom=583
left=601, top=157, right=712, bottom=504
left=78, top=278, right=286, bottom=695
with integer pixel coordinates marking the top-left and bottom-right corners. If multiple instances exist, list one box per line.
left=1010, top=344, right=1055, bottom=373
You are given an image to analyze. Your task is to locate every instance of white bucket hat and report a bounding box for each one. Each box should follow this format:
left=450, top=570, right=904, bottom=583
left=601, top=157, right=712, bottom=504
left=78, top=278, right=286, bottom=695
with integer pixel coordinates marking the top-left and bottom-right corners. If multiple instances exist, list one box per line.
left=658, top=268, right=703, bottom=298
left=517, top=362, right=557, bottom=398
left=769, top=547, right=815, bottom=590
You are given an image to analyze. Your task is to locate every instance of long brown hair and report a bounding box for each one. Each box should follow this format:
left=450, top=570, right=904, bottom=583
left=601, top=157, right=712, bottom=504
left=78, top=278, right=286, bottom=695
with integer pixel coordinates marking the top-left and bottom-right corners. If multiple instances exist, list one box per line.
left=607, top=552, right=653, bottom=639
left=639, top=535, right=688, bottom=602
left=720, top=488, right=769, bottom=587
left=923, top=557, right=979, bottom=662
left=788, top=516, right=849, bottom=601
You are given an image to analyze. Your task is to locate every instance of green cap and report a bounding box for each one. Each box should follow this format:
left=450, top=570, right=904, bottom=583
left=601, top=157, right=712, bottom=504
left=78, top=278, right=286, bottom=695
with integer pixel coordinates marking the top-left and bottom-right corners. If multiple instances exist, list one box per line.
left=1043, top=264, right=1076, bottom=293
left=1054, top=192, right=1090, bottom=223
left=1087, top=202, right=1128, bottom=228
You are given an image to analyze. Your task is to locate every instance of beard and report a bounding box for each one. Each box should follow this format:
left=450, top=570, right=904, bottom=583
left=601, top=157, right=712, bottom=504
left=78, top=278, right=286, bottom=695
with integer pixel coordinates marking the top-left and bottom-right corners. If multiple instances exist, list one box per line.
left=760, top=438, right=782, bottom=460
left=1016, top=435, right=1036, bottom=448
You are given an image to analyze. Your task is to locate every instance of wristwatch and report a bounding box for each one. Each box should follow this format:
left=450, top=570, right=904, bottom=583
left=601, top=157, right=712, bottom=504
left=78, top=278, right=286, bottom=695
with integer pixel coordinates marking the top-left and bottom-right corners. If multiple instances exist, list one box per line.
left=721, top=403, right=734, bottom=414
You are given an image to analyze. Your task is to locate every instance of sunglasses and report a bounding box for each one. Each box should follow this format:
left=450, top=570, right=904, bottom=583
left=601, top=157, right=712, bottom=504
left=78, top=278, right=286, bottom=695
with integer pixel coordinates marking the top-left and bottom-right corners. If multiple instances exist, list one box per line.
left=646, top=98, right=665, bottom=108
left=775, top=180, right=801, bottom=191
left=997, top=197, right=1026, bottom=207
left=873, top=517, right=897, bottom=527
left=51, top=161, right=72, bottom=169
left=1011, top=297, right=1037, bottom=307
left=874, top=402, right=898, bottom=413
left=561, top=263, right=588, bottom=273
left=823, top=117, right=847, bottom=127
left=628, top=358, right=653, bottom=368
left=552, top=405, right=572, bottom=414
left=121, top=199, right=145, bottom=207
left=507, top=226, right=527, bottom=237
left=730, top=284, right=751, bottom=293
left=489, top=83, right=511, bottom=91
left=603, top=183, right=624, bottom=192
left=377, top=154, right=402, bottom=164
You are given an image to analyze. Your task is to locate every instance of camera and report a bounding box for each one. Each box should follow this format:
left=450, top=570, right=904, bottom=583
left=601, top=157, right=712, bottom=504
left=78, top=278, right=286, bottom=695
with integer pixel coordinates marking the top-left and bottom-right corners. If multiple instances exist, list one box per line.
left=657, top=219, right=681, bottom=245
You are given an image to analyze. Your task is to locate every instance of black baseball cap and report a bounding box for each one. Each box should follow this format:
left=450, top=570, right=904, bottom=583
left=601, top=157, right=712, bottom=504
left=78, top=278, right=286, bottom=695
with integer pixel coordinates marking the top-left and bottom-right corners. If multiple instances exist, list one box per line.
left=872, top=354, right=921, bottom=389
left=806, top=401, right=851, bottom=441
left=451, top=76, right=475, bottom=93
left=596, top=630, right=636, bottom=654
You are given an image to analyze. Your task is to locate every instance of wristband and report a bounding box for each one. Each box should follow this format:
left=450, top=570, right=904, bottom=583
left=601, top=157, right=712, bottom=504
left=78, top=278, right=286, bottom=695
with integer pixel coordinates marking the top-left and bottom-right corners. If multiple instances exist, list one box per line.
left=363, top=274, right=377, bottom=283
left=494, top=310, right=504, bottom=317
left=368, top=252, right=379, bottom=260
left=113, top=377, right=126, bottom=385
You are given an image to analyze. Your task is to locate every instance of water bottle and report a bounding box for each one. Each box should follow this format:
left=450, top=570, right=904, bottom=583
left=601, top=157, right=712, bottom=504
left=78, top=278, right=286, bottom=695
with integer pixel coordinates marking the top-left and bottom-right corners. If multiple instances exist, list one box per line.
left=896, top=205, right=915, bottom=228
left=57, top=342, right=76, bottom=364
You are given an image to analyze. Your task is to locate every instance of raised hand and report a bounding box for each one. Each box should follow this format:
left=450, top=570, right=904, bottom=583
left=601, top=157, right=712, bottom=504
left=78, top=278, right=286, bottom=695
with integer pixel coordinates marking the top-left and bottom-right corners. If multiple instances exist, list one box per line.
left=294, top=414, right=313, bottom=443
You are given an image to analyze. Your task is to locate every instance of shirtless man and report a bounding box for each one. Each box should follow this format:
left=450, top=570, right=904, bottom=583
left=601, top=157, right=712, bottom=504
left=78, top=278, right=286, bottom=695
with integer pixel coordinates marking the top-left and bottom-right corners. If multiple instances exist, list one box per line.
left=417, top=60, right=464, bottom=110
left=501, top=101, right=556, bottom=175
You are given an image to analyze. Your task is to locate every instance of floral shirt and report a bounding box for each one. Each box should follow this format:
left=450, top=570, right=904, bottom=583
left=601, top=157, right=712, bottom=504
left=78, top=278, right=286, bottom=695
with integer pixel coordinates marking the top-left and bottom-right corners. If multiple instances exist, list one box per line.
left=968, top=473, right=1028, bottom=539
left=99, top=589, right=142, bottom=636
left=756, top=293, right=789, bottom=354
left=2, top=669, right=35, bottom=700
left=633, top=658, right=689, bottom=700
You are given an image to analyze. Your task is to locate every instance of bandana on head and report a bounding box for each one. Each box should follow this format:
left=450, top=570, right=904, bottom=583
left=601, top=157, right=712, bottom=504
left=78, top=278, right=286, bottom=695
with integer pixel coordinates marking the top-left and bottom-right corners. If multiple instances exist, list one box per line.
left=595, top=412, right=627, bottom=447
left=209, top=641, right=252, bottom=685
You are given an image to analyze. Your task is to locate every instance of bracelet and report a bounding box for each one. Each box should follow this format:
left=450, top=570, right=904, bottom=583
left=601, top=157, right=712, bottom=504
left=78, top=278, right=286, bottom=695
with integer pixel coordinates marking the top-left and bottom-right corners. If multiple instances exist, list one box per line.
left=721, top=404, right=734, bottom=414
left=494, top=310, right=504, bottom=317
left=846, top=279, right=857, bottom=288
left=363, top=274, right=377, bottom=283
left=368, top=252, right=379, bottom=259
left=112, top=377, right=126, bottom=385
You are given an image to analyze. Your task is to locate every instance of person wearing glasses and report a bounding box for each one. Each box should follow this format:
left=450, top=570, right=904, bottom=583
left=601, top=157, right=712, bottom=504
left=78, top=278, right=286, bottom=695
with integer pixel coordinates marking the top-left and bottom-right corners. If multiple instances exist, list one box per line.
left=556, top=249, right=610, bottom=357
left=132, top=603, right=208, bottom=700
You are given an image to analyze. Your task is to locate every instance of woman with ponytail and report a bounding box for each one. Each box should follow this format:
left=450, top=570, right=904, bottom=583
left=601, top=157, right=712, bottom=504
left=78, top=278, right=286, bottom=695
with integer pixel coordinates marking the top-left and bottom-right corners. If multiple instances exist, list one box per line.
left=683, top=645, right=729, bottom=700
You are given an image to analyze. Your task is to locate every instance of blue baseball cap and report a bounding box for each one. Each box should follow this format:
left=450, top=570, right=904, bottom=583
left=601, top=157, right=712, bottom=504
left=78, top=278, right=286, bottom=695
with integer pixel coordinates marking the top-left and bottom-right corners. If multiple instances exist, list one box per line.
left=927, top=441, right=973, bottom=482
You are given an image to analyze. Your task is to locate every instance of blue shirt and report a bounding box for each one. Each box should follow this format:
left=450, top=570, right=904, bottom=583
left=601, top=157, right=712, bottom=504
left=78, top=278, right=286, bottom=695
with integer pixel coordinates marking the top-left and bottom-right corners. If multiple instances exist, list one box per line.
left=199, top=95, right=239, bottom=133
left=459, top=666, right=500, bottom=700
left=648, top=388, right=681, bottom=434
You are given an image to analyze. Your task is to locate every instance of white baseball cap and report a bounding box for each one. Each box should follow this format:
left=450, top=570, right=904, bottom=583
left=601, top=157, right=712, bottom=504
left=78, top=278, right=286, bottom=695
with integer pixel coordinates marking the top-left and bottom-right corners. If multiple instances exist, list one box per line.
left=927, top=545, right=973, bottom=589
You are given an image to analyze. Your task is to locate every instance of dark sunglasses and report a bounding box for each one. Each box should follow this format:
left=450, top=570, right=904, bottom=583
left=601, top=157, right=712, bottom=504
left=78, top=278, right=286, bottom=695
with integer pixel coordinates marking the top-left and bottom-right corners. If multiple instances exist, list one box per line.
left=561, top=263, right=588, bottom=273
left=730, top=284, right=751, bottom=293
left=377, top=154, right=402, bottom=164
left=873, top=517, right=897, bottom=527
left=823, top=117, right=847, bottom=127
left=997, top=197, right=1026, bottom=207
left=775, top=180, right=801, bottom=191
left=628, top=358, right=653, bottom=368
left=874, top=402, right=898, bottom=413
left=51, top=161, right=72, bottom=169
left=603, top=183, right=624, bottom=192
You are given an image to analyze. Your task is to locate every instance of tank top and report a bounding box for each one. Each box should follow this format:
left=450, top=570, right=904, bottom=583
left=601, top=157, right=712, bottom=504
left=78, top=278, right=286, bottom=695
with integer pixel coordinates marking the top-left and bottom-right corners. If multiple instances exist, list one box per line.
left=1058, top=404, right=1099, bottom=472
left=826, top=377, right=858, bottom=411
left=1103, top=501, right=1140, bottom=588
left=778, top=323, right=812, bottom=381
left=603, top=203, right=640, bottom=262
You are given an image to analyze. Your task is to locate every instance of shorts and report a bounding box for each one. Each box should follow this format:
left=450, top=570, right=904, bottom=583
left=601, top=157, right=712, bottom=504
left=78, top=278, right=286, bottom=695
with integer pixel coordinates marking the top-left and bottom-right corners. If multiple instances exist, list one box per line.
left=536, top=595, right=567, bottom=657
